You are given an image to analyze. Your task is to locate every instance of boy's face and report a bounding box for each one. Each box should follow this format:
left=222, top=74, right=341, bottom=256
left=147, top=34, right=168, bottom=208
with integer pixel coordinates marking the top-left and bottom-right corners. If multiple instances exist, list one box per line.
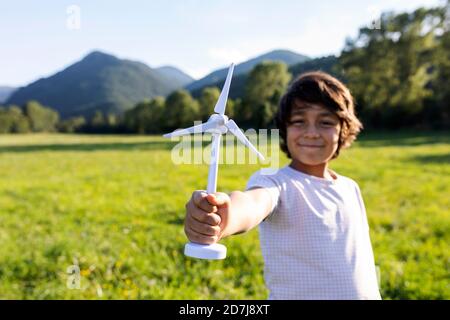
left=286, top=101, right=341, bottom=166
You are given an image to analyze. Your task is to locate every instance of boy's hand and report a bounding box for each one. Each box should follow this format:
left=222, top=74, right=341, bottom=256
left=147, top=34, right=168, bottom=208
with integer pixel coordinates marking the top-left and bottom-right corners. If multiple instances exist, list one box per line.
left=184, top=190, right=231, bottom=245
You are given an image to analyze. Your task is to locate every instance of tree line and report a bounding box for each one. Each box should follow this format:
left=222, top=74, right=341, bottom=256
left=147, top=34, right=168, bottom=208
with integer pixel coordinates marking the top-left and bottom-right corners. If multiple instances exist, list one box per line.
left=0, top=4, right=448, bottom=134
left=0, top=61, right=291, bottom=134
left=338, top=5, right=449, bottom=129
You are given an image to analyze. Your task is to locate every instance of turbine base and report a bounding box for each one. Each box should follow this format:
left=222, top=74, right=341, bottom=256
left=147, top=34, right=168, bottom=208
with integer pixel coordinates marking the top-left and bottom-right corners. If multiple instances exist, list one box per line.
left=184, top=242, right=227, bottom=260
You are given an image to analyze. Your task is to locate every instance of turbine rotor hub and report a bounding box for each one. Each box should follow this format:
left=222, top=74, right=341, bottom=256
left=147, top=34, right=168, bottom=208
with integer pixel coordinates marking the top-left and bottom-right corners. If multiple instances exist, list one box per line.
left=208, top=113, right=229, bottom=126
left=205, top=114, right=229, bottom=134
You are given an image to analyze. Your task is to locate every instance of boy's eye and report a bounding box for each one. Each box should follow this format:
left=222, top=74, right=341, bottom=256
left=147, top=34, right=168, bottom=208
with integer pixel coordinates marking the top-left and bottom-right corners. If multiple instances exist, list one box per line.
left=289, top=120, right=304, bottom=126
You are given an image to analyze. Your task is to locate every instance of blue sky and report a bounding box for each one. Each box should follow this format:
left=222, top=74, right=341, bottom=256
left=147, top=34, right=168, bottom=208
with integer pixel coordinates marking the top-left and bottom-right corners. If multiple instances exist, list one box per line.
left=0, top=0, right=444, bottom=86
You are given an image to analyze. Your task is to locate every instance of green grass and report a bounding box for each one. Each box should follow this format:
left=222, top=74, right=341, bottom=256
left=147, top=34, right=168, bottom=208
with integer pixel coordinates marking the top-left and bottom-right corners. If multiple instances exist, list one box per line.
left=0, top=131, right=448, bottom=299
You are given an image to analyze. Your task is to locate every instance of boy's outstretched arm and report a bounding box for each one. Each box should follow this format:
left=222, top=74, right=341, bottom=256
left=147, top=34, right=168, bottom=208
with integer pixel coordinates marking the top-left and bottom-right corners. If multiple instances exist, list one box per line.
left=184, top=189, right=272, bottom=245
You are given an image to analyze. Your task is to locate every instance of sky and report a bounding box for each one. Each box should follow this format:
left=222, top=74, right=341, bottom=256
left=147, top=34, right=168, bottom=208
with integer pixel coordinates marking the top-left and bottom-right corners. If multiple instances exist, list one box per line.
left=0, top=0, right=445, bottom=86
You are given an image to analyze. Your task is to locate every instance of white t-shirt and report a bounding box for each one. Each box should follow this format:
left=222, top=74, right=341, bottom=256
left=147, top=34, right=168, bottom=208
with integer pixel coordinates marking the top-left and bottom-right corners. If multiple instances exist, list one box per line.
left=246, top=165, right=381, bottom=300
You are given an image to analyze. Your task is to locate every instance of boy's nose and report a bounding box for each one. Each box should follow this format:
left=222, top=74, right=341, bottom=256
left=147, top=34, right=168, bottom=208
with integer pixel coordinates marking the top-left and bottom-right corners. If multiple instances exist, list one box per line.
left=303, top=125, right=320, bottom=137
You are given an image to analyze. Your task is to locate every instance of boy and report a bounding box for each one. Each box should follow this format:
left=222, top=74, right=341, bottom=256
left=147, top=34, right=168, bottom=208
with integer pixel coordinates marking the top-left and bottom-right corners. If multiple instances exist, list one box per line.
left=184, top=71, right=381, bottom=300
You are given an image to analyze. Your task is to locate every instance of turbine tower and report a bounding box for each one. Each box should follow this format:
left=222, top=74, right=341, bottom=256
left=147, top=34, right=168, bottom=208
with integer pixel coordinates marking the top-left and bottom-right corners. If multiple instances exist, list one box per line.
left=164, top=63, right=264, bottom=260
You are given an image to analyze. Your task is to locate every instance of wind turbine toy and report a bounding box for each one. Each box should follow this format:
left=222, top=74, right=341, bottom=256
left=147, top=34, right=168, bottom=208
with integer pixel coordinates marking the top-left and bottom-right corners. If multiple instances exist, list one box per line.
left=163, top=63, right=265, bottom=260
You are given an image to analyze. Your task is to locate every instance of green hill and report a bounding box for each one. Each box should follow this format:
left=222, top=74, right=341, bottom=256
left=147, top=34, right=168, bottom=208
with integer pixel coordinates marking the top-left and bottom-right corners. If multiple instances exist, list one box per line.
left=190, top=55, right=339, bottom=99
left=186, top=49, right=310, bottom=92
left=6, top=51, right=190, bottom=119
left=0, top=86, right=16, bottom=103
left=155, top=66, right=194, bottom=86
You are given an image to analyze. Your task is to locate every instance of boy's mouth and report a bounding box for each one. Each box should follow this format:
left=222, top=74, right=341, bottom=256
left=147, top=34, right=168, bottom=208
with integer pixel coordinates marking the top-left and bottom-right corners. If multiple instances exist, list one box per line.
left=298, top=144, right=323, bottom=148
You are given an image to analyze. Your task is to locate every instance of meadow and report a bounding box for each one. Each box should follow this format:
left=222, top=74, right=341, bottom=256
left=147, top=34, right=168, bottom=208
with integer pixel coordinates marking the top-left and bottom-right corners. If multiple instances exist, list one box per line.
left=0, top=131, right=448, bottom=299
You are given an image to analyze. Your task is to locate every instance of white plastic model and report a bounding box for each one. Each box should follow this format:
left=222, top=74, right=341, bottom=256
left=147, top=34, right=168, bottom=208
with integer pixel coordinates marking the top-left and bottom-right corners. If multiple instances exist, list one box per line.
left=163, top=63, right=265, bottom=260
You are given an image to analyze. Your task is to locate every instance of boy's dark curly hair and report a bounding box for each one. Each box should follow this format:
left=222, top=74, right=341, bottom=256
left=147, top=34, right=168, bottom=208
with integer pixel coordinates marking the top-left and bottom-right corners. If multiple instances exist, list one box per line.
left=275, top=71, right=363, bottom=159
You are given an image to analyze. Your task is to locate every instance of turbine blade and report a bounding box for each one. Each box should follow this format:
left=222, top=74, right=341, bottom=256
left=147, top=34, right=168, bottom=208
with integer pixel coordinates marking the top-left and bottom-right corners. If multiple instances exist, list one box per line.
left=213, top=63, right=235, bottom=115
left=225, top=120, right=265, bottom=160
left=163, top=121, right=217, bottom=138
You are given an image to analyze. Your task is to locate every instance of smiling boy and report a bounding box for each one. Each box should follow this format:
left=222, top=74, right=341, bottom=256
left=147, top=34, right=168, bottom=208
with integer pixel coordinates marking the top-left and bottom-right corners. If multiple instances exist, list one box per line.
left=184, top=71, right=381, bottom=300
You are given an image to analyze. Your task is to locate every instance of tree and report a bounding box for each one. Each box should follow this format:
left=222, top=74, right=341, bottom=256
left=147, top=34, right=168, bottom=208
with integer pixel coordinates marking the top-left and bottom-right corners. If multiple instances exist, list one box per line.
left=199, top=86, right=235, bottom=120
left=9, top=106, right=30, bottom=133
left=244, top=61, right=292, bottom=128
left=124, top=97, right=165, bottom=134
left=0, top=105, right=31, bottom=133
left=164, top=90, right=199, bottom=130
left=0, top=106, right=14, bottom=133
left=58, top=116, right=86, bottom=133
left=106, top=113, right=117, bottom=127
left=91, top=111, right=105, bottom=127
left=199, top=87, right=220, bottom=121
left=339, top=6, right=447, bottom=128
left=23, top=100, right=59, bottom=132
left=426, top=4, right=450, bottom=128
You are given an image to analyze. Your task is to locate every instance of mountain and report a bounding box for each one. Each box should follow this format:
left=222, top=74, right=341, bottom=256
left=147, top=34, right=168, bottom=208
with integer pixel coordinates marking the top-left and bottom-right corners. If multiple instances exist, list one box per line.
left=186, top=49, right=310, bottom=92
left=6, top=51, right=190, bottom=119
left=155, top=66, right=194, bottom=86
left=289, top=55, right=339, bottom=78
left=190, top=55, right=339, bottom=99
left=0, top=86, right=16, bottom=103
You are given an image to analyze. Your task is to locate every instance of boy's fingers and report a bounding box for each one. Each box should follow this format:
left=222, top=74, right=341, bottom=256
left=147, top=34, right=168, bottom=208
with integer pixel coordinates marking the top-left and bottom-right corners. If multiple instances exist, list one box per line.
left=184, top=224, right=218, bottom=245
left=198, top=198, right=217, bottom=213
left=192, top=190, right=208, bottom=206
left=206, top=192, right=230, bottom=207
left=189, top=207, right=221, bottom=226
left=186, top=214, right=221, bottom=236
left=191, top=191, right=216, bottom=212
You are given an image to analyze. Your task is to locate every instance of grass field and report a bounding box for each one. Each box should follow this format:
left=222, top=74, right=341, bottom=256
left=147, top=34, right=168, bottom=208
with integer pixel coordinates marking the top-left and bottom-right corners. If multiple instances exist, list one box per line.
left=0, top=131, right=448, bottom=299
